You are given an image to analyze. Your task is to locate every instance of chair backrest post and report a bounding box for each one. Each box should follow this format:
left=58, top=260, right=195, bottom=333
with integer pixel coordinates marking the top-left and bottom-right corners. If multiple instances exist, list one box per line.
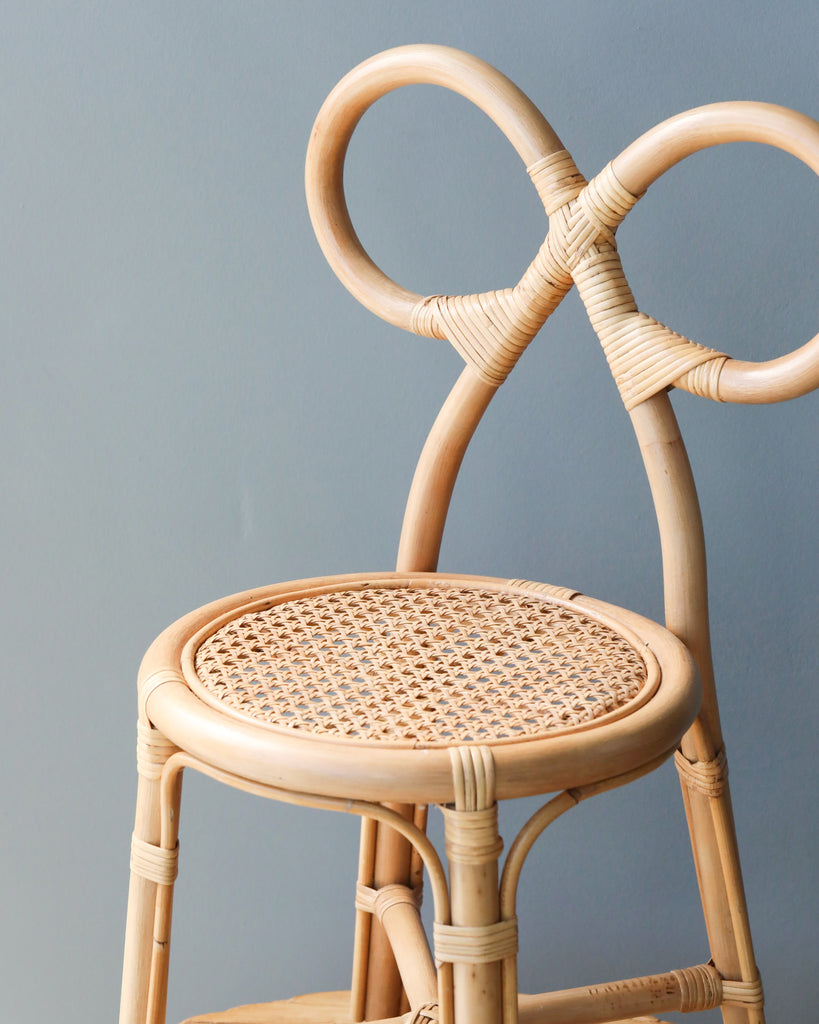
left=396, top=368, right=497, bottom=574
left=629, top=393, right=723, bottom=760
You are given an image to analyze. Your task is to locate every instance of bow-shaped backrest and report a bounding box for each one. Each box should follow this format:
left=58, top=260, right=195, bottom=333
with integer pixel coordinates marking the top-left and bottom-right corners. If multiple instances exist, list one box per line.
left=305, top=45, right=819, bottom=622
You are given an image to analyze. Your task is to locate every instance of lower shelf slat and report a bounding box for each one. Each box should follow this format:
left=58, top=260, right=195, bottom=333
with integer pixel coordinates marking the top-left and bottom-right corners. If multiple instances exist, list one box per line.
left=179, top=991, right=672, bottom=1024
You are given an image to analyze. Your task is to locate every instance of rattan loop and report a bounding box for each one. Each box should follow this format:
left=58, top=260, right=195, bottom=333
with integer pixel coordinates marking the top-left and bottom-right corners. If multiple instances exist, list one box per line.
left=671, top=963, right=722, bottom=1013
left=433, top=918, right=518, bottom=965
left=675, top=748, right=729, bottom=798
left=130, top=835, right=178, bottom=886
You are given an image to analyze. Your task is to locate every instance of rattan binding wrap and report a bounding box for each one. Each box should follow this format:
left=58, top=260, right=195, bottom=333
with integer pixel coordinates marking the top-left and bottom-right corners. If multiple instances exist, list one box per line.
left=187, top=581, right=656, bottom=747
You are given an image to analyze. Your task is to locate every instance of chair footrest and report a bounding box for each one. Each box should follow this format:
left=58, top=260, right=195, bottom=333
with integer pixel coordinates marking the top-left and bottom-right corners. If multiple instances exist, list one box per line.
left=179, top=990, right=404, bottom=1024
left=179, top=991, right=673, bottom=1024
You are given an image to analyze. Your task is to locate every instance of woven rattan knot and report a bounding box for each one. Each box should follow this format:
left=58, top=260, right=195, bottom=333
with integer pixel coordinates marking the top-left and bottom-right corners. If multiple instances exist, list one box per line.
left=527, top=149, right=586, bottom=215
left=450, top=745, right=495, bottom=811
left=410, top=294, right=447, bottom=340
left=721, top=975, right=764, bottom=1007
left=508, top=578, right=581, bottom=602
left=580, top=163, right=642, bottom=234
left=354, top=881, right=423, bottom=917
left=671, top=963, right=722, bottom=1012
left=541, top=163, right=640, bottom=276
left=406, top=1002, right=439, bottom=1024
left=373, top=883, right=423, bottom=921
left=410, top=289, right=545, bottom=387
left=674, top=355, right=729, bottom=401
left=675, top=748, right=729, bottom=798
left=136, top=721, right=179, bottom=780
left=433, top=917, right=518, bottom=965
left=130, top=835, right=179, bottom=886
left=442, top=805, right=503, bottom=865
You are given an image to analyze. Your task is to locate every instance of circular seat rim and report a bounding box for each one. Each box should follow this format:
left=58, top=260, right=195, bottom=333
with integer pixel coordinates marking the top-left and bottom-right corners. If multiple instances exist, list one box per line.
left=140, top=570, right=701, bottom=804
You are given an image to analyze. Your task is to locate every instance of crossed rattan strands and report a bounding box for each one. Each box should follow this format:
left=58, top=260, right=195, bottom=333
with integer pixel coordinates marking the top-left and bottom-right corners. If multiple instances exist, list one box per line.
left=119, top=43, right=819, bottom=1024
left=189, top=582, right=652, bottom=746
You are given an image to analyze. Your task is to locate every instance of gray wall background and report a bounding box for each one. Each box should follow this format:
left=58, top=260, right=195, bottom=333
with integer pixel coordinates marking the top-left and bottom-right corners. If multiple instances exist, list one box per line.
left=1, top=3, right=816, bottom=1022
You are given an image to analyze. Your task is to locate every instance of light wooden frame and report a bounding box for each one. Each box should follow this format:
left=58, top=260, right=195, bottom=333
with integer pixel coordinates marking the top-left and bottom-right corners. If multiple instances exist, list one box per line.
left=119, top=45, right=819, bottom=1024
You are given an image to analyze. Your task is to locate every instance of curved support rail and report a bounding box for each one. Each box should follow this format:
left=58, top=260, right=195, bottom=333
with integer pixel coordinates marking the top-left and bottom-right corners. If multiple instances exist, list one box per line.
left=158, top=751, right=451, bottom=924
left=499, top=752, right=672, bottom=920
left=157, top=752, right=457, bottom=1024
left=611, top=101, right=819, bottom=404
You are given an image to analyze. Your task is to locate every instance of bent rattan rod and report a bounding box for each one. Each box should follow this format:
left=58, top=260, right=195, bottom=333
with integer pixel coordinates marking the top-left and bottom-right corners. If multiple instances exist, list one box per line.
left=309, top=49, right=819, bottom=409
left=610, top=100, right=819, bottom=404
left=497, top=752, right=673, bottom=1024
left=303, top=44, right=818, bottom=1019
left=155, top=751, right=455, bottom=1024
left=306, top=43, right=566, bottom=332
left=125, top=45, right=818, bottom=1024
left=630, top=397, right=762, bottom=996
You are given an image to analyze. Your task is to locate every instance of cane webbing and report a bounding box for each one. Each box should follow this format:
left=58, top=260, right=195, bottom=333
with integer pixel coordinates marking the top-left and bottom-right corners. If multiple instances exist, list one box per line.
left=189, top=581, right=652, bottom=747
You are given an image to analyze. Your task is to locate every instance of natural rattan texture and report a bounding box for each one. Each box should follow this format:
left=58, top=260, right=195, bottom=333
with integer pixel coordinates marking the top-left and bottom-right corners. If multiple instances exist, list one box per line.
left=187, top=582, right=653, bottom=747
left=121, top=46, right=819, bottom=1024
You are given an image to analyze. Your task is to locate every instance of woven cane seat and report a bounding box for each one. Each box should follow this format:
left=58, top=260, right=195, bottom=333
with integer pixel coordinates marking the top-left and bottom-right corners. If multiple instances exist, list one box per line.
left=182, top=576, right=660, bottom=749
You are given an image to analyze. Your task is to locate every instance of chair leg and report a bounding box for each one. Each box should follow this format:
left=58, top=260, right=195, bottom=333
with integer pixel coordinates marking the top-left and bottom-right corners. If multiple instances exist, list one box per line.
left=436, top=747, right=507, bottom=1024
left=677, top=733, right=765, bottom=1024
left=120, top=723, right=182, bottom=1024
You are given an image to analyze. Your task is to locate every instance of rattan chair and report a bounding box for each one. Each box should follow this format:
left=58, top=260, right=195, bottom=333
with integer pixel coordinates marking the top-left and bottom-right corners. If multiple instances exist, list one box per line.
left=119, top=45, right=819, bottom=1024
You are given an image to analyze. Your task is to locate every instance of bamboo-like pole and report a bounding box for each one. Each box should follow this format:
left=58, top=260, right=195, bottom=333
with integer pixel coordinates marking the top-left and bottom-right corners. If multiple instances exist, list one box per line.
left=120, top=721, right=181, bottom=1024
left=375, top=891, right=437, bottom=1009
left=444, top=808, right=503, bottom=1023
left=350, top=816, right=378, bottom=1020
left=631, top=395, right=761, bottom=1023
left=629, top=397, right=721, bottom=754
left=144, top=762, right=184, bottom=1024
left=119, top=773, right=163, bottom=1024
left=359, top=370, right=499, bottom=1017
left=362, top=803, right=417, bottom=1019
left=151, top=751, right=454, bottom=1024
left=397, top=368, right=497, bottom=573
left=517, top=962, right=722, bottom=1023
